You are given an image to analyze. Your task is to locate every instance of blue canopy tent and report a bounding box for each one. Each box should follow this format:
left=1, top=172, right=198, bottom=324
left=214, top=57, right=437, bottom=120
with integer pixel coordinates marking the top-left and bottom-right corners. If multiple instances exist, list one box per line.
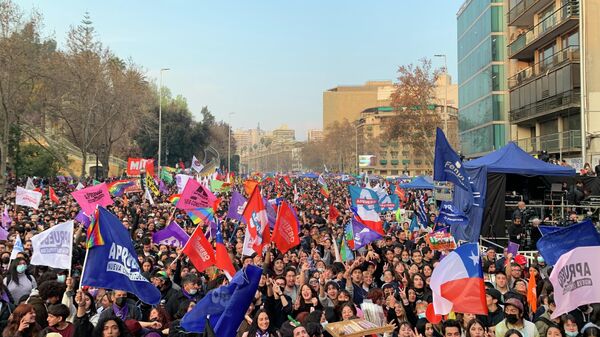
left=400, top=176, right=434, bottom=189
left=463, top=142, right=575, bottom=239
left=301, top=172, right=319, bottom=179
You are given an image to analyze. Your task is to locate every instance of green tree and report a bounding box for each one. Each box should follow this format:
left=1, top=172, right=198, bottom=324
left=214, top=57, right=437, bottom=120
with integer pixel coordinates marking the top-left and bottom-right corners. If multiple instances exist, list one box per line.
left=16, top=143, right=65, bottom=178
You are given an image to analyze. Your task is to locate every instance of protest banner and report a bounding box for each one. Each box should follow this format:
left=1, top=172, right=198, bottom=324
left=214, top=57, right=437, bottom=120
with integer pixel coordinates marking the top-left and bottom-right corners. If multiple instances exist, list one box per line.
left=178, top=178, right=217, bottom=210
left=16, top=186, right=42, bottom=209
left=127, top=158, right=155, bottom=176
left=30, top=220, right=73, bottom=269
left=71, top=183, right=114, bottom=214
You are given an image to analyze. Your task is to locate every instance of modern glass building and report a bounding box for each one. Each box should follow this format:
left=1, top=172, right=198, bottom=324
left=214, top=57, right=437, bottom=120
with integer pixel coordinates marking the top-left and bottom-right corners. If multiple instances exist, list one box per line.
left=457, top=0, right=508, bottom=157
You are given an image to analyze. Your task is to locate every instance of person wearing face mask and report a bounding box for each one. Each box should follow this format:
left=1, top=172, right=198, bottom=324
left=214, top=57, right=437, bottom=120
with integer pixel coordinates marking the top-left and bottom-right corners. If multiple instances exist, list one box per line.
left=495, top=298, right=539, bottom=337
left=562, top=315, right=581, bottom=337
left=98, top=290, right=141, bottom=322
left=166, top=275, right=201, bottom=318
left=534, top=295, right=560, bottom=337
left=4, top=257, right=37, bottom=305
left=150, top=271, right=177, bottom=316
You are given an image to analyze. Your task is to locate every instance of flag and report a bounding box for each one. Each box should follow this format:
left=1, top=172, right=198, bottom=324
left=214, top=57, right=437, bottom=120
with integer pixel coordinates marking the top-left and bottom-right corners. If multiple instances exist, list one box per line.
left=30, top=220, right=73, bottom=269
left=352, top=216, right=383, bottom=250
left=71, top=183, right=113, bottom=215
left=549, top=246, right=600, bottom=319
left=178, top=178, right=218, bottom=210
left=417, top=193, right=428, bottom=226
left=263, top=197, right=277, bottom=230
left=434, top=127, right=472, bottom=192
left=318, top=174, right=330, bottom=198
left=538, top=226, right=561, bottom=236
left=436, top=202, right=469, bottom=227
left=160, top=168, right=174, bottom=184
left=215, top=223, right=236, bottom=279
left=25, top=177, right=35, bottom=190
left=536, top=219, right=600, bottom=265
left=272, top=201, right=300, bottom=254
left=75, top=182, right=85, bottom=190
left=345, top=223, right=355, bottom=250
left=0, top=226, right=7, bottom=241
left=107, top=180, right=135, bottom=197
left=9, top=234, right=23, bottom=260
left=16, top=186, right=42, bottom=209
left=75, top=210, right=91, bottom=228
left=430, top=243, right=487, bottom=315
left=182, top=226, right=216, bottom=272
left=210, top=180, right=231, bottom=193
left=226, top=191, right=247, bottom=223
left=241, top=186, right=270, bottom=253
left=328, top=204, right=340, bottom=223
left=409, top=215, right=421, bottom=232
left=85, top=208, right=104, bottom=249
left=49, top=187, right=60, bottom=204
left=243, top=180, right=259, bottom=196
left=378, top=194, right=399, bottom=212
left=181, top=265, right=262, bottom=336
left=340, top=236, right=354, bottom=262
left=168, top=194, right=181, bottom=206
left=348, top=185, right=383, bottom=234
left=187, top=208, right=215, bottom=226
left=527, top=272, right=537, bottom=313
left=293, top=184, right=299, bottom=202
left=2, top=205, right=12, bottom=229
left=175, top=174, right=192, bottom=194
left=191, top=155, right=204, bottom=173
left=283, top=175, right=292, bottom=187
left=144, top=188, right=154, bottom=206
left=81, top=207, right=161, bottom=305
left=152, top=221, right=190, bottom=248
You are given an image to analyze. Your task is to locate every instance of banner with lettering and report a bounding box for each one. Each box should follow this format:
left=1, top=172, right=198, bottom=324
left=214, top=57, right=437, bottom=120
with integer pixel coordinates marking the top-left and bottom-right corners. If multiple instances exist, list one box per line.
left=71, top=183, right=114, bottom=214
left=127, top=158, right=155, bottom=177
left=30, top=220, right=74, bottom=269
left=145, top=174, right=160, bottom=196
left=16, top=186, right=42, bottom=209
left=178, top=178, right=217, bottom=210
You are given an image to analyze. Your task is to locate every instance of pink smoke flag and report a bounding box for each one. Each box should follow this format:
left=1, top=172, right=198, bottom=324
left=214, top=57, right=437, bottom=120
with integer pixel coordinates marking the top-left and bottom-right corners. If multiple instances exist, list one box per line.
left=549, top=246, right=600, bottom=318
left=71, top=183, right=114, bottom=214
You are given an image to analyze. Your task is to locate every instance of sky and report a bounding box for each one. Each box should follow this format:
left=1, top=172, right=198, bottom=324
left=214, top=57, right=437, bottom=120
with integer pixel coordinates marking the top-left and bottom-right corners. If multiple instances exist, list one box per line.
left=19, top=0, right=464, bottom=140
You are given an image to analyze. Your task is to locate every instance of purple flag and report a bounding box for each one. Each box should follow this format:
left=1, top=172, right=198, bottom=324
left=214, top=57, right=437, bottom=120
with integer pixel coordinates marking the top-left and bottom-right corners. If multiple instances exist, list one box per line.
left=152, top=221, right=190, bottom=248
left=75, top=210, right=91, bottom=228
left=2, top=205, right=12, bottom=229
left=0, top=226, right=7, bottom=241
left=159, top=180, right=169, bottom=194
left=352, top=216, right=383, bottom=250
left=57, top=176, right=66, bottom=183
left=507, top=241, right=519, bottom=257
left=263, top=197, right=277, bottom=230
left=226, top=191, right=247, bottom=224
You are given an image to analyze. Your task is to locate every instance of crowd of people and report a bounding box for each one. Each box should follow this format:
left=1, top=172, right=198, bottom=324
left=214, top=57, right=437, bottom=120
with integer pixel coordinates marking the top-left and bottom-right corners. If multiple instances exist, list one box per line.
left=0, top=172, right=599, bottom=337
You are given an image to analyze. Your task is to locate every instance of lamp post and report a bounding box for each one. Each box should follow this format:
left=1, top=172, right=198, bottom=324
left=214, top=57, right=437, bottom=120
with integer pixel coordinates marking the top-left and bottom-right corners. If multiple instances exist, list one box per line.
left=434, top=54, right=448, bottom=134
left=228, top=112, right=235, bottom=173
left=354, top=123, right=359, bottom=174
left=158, top=68, right=170, bottom=170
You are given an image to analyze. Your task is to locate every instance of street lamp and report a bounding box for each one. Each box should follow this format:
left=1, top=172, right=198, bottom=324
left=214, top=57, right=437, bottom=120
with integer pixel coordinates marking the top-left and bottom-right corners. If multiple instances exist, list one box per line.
left=158, top=68, right=170, bottom=170
left=353, top=123, right=359, bottom=174
left=434, top=54, right=448, bottom=134
left=228, top=112, right=235, bottom=173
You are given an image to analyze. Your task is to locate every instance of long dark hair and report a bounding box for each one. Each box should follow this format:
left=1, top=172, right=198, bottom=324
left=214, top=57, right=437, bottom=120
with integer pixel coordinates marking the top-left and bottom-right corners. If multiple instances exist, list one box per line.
left=93, top=316, right=131, bottom=337
left=245, top=308, right=278, bottom=336
left=6, top=257, right=32, bottom=286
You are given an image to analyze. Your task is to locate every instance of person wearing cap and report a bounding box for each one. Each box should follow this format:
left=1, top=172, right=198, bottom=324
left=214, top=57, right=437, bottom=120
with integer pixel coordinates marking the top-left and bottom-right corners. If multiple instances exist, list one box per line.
left=477, top=288, right=504, bottom=327
left=151, top=270, right=178, bottom=314
left=495, top=298, right=539, bottom=337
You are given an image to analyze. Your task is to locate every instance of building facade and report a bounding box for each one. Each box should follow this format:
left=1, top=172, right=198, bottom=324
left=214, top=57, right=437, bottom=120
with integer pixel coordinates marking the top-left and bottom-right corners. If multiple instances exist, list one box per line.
left=307, top=129, right=324, bottom=142
left=323, top=81, right=394, bottom=130
left=457, top=0, right=509, bottom=157
left=507, top=0, right=600, bottom=169
left=272, top=125, right=296, bottom=143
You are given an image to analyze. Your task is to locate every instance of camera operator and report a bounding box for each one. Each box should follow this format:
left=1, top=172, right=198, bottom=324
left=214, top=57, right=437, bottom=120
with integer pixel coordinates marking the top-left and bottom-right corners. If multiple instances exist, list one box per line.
left=508, top=215, right=525, bottom=246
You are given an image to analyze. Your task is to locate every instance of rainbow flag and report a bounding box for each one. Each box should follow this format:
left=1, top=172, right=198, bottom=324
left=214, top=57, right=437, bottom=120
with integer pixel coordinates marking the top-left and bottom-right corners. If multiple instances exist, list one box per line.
left=108, top=180, right=135, bottom=197
left=169, top=194, right=181, bottom=206
left=187, top=207, right=215, bottom=225
left=318, top=174, right=330, bottom=198
left=86, top=208, right=104, bottom=248
left=340, top=237, right=354, bottom=262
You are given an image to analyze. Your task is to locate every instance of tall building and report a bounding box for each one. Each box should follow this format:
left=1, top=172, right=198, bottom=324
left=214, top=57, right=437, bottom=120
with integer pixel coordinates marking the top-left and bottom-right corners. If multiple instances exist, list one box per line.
left=307, top=129, right=324, bottom=142
left=233, top=126, right=265, bottom=154
left=457, top=0, right=509, bottom=157
left=323, top=81, right=394, bottom=130
left=272, top=125, right=295, bottom=143
left=507, top=0, right=600, bottom=168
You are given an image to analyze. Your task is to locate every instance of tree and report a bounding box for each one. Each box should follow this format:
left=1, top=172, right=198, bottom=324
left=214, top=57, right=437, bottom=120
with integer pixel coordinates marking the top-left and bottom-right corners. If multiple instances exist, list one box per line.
left=201, top=107, right=236, bottom=171
left=385, top=58, right=442, bottom=167
left=301, top=140, right=327, bottom=171
left=16, top=143, right=65, bottom=178
left=323, top=119, right=356, bottom=173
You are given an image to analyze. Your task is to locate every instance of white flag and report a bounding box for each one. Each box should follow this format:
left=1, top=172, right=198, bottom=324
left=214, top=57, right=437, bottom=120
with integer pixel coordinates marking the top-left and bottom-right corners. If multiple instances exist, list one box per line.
left=25, top=177, right=35, bottom=190
left=191, top=156, right=204, bottom=173
left=242, top=226, right=256, bottom=256
left=75, top=182, right=85, bottom=191
left=144, top=188, right=155, bottom=206
left=30, top=221, right=74, bottom=270
left=15, top=186, right=42, bottom=209
left=10, top=234, right=23, bottom=260
left=175, top=174, right=192, bottom=194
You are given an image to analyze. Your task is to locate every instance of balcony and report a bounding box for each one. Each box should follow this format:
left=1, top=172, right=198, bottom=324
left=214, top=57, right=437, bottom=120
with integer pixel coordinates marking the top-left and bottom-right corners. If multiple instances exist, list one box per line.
left=510, top=89, right=580, bottom=123
left=391, top=159, right=399, bottom=165
left=380, top=160, right=388, bottom=166
left=508, top=0, right=553, bottom=26
left=516, top=130, right=581, bottom=154
left=508, top=1, right=579, bottom=60
left=509, top=46, right=580, bottom=89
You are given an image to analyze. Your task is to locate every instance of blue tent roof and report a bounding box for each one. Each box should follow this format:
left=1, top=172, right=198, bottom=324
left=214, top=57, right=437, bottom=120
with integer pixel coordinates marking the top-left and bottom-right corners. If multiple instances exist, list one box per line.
left=400, top=176, right=434, bottom=189
left=301, top=172, right=319, bottom=178
left=464, top=142, right=576, bottom=176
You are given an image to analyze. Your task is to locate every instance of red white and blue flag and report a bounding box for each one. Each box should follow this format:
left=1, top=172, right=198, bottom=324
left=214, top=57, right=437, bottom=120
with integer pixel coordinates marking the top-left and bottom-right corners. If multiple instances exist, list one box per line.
left=430, top=243, right=487, bottom=315
left=348, top=185, right=383, bottom=234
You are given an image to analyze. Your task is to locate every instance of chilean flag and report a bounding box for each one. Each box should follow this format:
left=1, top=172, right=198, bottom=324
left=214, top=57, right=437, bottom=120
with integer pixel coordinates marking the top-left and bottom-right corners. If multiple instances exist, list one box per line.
left=215, top=222, right=236, bottom=280
left=430, top=243, right=487, bottom=315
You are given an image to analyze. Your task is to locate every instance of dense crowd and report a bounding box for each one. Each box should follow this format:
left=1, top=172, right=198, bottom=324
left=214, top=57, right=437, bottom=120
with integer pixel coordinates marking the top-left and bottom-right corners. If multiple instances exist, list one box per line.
left=0, top=173, right=599, bottom=337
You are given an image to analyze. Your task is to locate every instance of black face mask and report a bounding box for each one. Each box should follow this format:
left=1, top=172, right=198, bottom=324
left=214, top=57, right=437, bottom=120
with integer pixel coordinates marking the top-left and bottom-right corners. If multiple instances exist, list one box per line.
left=505, top=314, right=519, bottom=324
left=115, top=297, right=126, bottom=307
left=1, top=257, right=9, bottom=264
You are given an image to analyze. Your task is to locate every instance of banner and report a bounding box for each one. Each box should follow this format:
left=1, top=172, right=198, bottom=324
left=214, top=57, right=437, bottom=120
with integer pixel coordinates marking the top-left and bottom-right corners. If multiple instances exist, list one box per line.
left=30, top=220, right=73, bottom=269
left=127, top=158, right=155, bottom=176
left=436, top=201, right=469, bottom=227
left=433, top=127, right=471, bottom=192
left=537, top=219, right=600, bottom=265
left=71, top=183, right=114, bottom=215
left=145, top=174, right=160, bottom=196
left=379, top=194, right=399, bottom=212
left=549, top=246, right=600, bottom=318
left=348, top=185, right=383, bottom=233
left=427, top=232, right=457, bottom=251
left=16, top=186, right=42, bottom=209
left=178, top=178, right=217, bottom=210
left=450, top=166, right=486, bottom=243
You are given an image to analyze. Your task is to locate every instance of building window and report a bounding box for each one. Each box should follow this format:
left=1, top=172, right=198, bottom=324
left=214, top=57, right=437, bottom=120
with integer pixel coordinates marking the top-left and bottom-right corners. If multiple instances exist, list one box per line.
left=562, top=30, right=579, bottom=49
left=379, top=151, right=387, bottom=158
left=390, top=151, right=399, bottom=159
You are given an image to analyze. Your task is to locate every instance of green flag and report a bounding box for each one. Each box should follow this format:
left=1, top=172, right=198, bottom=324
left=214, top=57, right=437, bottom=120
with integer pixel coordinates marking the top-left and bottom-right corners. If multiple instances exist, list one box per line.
left=93, top=179, right=100, bottom=185
left=160, top=168, right=173, bottom=184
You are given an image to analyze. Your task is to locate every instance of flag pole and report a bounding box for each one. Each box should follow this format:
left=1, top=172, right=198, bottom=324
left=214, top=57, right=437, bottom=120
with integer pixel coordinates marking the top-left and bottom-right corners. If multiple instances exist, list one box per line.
left=169, top=224, right=202, bottom=267
left=79, top=242, right=90, bottom=290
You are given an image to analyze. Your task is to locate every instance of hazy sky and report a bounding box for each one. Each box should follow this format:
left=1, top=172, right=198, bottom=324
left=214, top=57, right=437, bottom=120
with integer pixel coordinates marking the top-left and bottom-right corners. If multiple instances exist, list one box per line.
left=20, top=0, right=463, bottom=140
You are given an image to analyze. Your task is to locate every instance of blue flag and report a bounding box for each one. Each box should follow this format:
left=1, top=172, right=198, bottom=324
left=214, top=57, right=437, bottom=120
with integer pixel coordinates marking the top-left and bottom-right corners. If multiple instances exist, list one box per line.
left=538, top=225, right=561, bottom=236
left=181, top=265, right=262, bottom=335
left=81, top=207, right=161, bottom=305
left=434, top=128, right=471, bottom=192
left=379, top=194, right=399, bottom=212
left=436, top=201, right=469, bottom=227
left=536, top=219, right=600, bottom=265
left=352, top=217, right=383, bottom=250
left=409, top=215, right=421, bottom=232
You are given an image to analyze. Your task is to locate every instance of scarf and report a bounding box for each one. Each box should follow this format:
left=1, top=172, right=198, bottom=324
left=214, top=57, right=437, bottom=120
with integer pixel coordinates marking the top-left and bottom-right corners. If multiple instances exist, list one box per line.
left=112, top=303, right=129, bottom=320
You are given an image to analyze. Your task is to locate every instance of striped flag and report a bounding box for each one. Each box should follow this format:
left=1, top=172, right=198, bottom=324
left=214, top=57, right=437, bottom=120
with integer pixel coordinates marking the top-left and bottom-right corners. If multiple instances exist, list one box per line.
left=417, top=193, right=428, bottom=226
left=318, top=174, right=330, bottom=198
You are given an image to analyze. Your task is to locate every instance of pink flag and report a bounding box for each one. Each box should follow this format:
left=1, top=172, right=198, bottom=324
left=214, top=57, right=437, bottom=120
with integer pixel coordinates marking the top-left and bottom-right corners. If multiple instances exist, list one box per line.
left=550, top=246, right=600, bottom=318
left=71, top=183, right=114, bottom=214
left=177, top=178, right=217, bottom=210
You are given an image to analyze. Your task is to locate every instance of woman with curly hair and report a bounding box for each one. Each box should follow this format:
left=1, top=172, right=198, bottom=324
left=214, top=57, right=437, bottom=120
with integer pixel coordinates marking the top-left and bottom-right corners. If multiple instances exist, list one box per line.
left=2, top=303, right=40, bottom=337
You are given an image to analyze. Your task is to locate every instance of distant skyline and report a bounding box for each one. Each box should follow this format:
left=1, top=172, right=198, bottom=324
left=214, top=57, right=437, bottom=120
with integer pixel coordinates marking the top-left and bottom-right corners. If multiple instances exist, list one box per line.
left=20, top=0, right=463, bottom=140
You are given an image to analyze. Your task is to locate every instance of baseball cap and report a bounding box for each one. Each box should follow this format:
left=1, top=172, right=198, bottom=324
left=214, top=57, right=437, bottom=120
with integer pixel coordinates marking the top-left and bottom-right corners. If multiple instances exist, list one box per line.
left=504, top=298, right=523, bottom=313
